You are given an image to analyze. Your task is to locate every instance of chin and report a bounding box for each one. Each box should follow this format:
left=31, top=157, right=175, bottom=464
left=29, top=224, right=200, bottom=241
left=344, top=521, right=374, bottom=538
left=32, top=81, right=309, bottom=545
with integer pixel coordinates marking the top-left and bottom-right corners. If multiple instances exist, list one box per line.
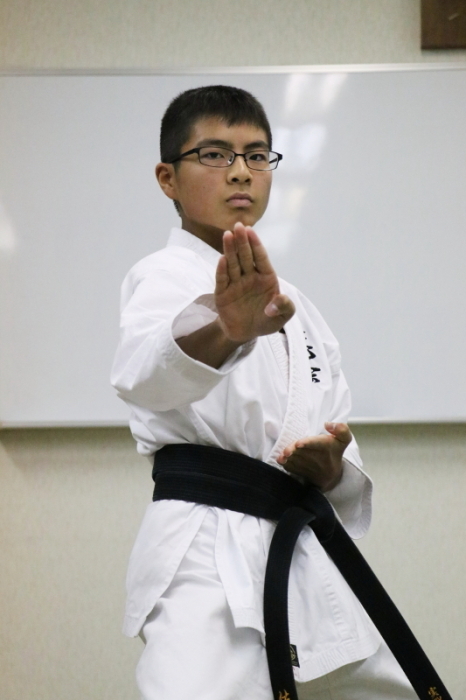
left=227, top=212, right=259, bottom=228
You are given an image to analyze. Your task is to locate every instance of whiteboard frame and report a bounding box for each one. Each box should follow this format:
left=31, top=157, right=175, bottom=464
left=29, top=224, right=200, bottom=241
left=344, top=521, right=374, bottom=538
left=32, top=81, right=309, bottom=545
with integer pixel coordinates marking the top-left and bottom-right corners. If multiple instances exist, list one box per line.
left=1, top=62, right=466, bottom=76
left=3, top=418, right=466, bottom=430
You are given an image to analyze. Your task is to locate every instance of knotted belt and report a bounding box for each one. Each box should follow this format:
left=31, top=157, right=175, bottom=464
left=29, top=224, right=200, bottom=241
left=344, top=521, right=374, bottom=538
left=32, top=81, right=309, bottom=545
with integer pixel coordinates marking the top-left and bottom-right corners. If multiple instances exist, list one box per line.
left=152, top=443, right=453, bottom=700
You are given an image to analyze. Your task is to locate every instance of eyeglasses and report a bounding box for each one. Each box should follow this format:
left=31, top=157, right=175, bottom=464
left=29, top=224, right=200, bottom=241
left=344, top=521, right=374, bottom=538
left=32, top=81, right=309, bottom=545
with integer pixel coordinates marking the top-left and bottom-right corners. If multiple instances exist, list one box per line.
left=168, top=146, right=283, bottom=171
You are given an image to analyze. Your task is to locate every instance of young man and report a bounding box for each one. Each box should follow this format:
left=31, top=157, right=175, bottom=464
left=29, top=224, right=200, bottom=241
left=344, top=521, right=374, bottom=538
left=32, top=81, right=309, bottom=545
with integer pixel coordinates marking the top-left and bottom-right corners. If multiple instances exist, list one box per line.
left=111, top=86, right=416, bottom=700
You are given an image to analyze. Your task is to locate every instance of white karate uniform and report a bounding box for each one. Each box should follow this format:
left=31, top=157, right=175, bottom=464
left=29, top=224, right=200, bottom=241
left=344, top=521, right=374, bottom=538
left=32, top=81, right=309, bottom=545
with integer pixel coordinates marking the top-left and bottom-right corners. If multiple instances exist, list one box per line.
left=111, top=228, right=415, bottom=699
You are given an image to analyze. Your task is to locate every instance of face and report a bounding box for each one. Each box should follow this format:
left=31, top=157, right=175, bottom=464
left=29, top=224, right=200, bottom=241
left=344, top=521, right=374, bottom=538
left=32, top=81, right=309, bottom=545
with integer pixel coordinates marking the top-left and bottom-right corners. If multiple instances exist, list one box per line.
left=156, top=117, right=273, bottom=251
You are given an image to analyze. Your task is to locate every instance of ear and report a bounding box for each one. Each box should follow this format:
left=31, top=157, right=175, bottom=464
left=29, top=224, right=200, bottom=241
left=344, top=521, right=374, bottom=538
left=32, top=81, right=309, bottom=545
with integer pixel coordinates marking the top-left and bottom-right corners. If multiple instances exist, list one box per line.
left=155, top=162, right=178, bottom=201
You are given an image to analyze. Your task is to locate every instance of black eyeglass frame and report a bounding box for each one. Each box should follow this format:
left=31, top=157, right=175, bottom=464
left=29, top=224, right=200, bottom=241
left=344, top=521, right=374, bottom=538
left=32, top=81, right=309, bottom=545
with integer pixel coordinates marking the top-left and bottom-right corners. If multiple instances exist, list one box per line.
left=167, top=147, right=283, bottom=171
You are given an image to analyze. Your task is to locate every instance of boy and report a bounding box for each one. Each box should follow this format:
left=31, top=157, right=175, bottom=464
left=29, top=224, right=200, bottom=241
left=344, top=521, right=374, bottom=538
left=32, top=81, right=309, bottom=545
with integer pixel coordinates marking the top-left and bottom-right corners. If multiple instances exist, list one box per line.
left=111, top=85, right=416, bottom=700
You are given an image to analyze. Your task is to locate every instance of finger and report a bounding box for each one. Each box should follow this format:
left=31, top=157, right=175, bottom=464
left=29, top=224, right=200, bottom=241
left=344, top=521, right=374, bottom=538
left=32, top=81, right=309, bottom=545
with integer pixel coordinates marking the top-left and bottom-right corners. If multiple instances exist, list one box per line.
left=279, top=437, right=333, bottom=465
left=284, top=455, right=342, bottom=492
left=222, top=230, right=242, bottom=282
left=293, top=435, right=331, bottom=450
left=282, top=452, right=324, bottom=481
left=282, top=455, right=316, bottom=477
left=264, top=294, right=295, bottom=321
left=246, top=227, right=275, bottom=275
left=215, top=255, right=230, bottom=294
left=277, top=441, right=299, bottom=464
left=234, top=224, right=255, bottom=274
left=324, top=422, right=352, bottom=447
left=233, top=221, right=247, bottom=235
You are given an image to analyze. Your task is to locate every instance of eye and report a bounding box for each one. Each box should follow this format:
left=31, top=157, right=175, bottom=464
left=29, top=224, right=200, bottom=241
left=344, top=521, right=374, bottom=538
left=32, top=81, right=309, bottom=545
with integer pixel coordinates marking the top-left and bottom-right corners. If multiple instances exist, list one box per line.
left=203, top=149, right=227, bottom=161
left=247, top=151, right=269, bottom=163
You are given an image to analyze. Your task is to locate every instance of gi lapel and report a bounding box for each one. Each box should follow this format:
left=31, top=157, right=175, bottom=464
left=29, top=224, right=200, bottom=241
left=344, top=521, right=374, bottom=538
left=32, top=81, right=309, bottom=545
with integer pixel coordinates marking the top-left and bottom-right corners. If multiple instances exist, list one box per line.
left=266, top=311, right=310, bottom=466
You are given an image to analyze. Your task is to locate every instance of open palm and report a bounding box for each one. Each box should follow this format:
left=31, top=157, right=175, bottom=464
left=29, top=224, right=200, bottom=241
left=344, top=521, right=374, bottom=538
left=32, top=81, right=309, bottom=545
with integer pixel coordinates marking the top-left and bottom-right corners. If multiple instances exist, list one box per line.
left=215, top=223, right=295, bottom=343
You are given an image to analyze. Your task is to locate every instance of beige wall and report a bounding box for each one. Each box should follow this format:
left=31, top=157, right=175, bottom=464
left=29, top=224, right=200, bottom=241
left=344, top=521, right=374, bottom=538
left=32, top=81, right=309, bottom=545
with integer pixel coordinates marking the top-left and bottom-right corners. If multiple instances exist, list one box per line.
left=1, top=2, right=465, bottom=698
left=1, top=0, right=466, bottom=68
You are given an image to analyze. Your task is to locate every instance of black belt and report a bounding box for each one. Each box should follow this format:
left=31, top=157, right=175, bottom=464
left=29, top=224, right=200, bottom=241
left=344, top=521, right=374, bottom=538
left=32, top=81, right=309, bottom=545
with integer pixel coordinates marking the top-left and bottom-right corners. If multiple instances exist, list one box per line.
left=152, top=443, right=453, bottom=700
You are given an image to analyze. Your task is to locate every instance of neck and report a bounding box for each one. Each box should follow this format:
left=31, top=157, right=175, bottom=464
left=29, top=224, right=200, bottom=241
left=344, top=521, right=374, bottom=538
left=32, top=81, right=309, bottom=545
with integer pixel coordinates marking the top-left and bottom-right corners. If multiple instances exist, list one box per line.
left=180, top=219, right=225, bottom=253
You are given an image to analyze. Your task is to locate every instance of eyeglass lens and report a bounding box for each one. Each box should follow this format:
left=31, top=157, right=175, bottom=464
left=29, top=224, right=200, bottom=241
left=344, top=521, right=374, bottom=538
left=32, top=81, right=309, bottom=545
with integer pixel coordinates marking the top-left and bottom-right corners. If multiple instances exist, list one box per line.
left=198, top=147, right=279, bottom=171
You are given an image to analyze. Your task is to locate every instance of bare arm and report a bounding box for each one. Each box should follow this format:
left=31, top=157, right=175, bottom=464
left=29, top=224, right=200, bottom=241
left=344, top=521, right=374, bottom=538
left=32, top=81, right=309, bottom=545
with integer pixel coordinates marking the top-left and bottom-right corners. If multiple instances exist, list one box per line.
left=176, top=222, right=295, bottom=368
left=176, top=319, right=243, bottom=370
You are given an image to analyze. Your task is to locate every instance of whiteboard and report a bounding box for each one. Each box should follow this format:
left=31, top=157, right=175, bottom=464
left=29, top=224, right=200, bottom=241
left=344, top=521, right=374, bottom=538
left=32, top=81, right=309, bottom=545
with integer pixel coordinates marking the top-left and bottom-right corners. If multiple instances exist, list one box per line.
left=1, top=67, right=466, bottom=426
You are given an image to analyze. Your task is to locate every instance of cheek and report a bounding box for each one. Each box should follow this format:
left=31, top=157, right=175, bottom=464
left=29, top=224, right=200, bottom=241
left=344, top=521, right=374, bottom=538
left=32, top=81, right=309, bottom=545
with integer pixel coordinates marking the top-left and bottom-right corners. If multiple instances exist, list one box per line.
left=182, top=184, right=218, bottom=220
left=177, top=172, right=221, bottom=216
left=256, top=176, right=272, bottom=213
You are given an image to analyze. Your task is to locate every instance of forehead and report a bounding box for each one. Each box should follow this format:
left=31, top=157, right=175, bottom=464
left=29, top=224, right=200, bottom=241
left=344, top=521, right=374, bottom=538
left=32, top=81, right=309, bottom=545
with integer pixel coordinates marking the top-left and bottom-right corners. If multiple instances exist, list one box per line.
left=182, top=116, right=270, bottom=150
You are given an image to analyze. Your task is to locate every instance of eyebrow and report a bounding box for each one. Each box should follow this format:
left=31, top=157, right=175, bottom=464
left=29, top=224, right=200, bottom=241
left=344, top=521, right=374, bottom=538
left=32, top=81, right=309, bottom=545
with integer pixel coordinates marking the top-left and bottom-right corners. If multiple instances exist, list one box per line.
left=195, top=138, right=270, bottom=150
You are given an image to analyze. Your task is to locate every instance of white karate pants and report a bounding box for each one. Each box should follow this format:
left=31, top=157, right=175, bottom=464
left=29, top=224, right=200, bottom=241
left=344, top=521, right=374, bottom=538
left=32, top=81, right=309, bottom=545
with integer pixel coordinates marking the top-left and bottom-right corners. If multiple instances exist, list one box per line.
left=136, top=512, right=418, bottom=700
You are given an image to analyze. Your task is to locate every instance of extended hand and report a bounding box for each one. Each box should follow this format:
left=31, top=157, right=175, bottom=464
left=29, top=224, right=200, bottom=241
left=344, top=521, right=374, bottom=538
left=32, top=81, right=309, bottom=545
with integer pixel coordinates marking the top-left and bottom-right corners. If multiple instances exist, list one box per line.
left=215, top=222, right=295, bottom=343
left=277, top=423, right=352, bottom=492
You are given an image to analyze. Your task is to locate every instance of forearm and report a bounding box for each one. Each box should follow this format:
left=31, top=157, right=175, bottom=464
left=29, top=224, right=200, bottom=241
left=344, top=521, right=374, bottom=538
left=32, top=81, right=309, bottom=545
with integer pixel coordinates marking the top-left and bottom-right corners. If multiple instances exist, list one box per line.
left=176, top=319, right=243, bottom=369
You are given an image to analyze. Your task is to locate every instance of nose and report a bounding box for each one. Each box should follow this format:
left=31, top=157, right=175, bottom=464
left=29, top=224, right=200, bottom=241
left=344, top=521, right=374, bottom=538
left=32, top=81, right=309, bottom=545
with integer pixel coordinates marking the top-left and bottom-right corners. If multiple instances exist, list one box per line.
left=226, top=155, right=252, bottom=183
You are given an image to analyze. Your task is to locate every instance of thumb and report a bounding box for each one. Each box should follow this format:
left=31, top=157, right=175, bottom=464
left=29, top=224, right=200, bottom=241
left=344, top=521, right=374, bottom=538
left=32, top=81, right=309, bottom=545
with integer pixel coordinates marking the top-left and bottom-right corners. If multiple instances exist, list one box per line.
left=264, top=294, right=295, bottom=320
left=324, top=422, right=352, bottom=447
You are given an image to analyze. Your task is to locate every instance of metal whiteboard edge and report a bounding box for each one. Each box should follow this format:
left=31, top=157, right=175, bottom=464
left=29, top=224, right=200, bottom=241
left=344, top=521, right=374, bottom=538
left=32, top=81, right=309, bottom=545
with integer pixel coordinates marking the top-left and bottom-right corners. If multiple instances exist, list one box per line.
left=348, top=417, right=466, bottom=424
left=1, top=62, right=466, bottom=76
left=1, top=418, right=466, bottom=429
left=0, top=420, right=131, bottom=429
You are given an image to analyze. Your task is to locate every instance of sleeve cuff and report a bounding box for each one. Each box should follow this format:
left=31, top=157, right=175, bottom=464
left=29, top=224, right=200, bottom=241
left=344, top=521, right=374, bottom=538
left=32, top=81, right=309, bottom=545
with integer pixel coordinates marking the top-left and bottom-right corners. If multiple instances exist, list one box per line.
left=325, top=445, right=373, bottom=539
left=112, top=294, right=257, bottom=412
left=170, top=294, right=256, bottom=374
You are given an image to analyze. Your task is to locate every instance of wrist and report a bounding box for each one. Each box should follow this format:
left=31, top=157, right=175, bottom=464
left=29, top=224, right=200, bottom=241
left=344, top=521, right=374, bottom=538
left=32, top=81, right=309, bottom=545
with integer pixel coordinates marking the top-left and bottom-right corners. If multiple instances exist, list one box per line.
left=175, top=319, right=244, bottom=369
left=214, top=317, right=254, bottom=347
left=322, top=464, right=344, bottom=492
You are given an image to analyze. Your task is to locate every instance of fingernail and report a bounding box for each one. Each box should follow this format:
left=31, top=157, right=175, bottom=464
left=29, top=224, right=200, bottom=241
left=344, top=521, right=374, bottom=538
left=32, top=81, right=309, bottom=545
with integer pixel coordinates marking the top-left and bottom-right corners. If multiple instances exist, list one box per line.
left=265, top=303, right=279, bottom=317
left=326, top=422, right=336, bottom=431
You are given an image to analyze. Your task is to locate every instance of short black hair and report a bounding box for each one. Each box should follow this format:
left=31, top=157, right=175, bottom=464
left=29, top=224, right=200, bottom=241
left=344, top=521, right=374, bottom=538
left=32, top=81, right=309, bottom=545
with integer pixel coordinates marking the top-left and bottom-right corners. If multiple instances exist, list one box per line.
left=160, top=85, right=272, bottom=163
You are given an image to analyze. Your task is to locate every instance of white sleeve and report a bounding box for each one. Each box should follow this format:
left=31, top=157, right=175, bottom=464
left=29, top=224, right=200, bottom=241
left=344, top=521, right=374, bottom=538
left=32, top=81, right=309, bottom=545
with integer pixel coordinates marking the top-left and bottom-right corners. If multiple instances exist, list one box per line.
left=326, top=438, right=373, bottom=540
left=323, top=364, right=373, bottom=539
left=110, top=265, right=255, bottom=412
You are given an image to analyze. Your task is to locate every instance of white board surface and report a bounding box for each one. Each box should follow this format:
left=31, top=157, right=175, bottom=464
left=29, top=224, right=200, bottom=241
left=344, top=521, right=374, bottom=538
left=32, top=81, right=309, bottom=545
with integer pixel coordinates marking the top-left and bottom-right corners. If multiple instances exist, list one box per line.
left=1, top=67, right=465, bottom=426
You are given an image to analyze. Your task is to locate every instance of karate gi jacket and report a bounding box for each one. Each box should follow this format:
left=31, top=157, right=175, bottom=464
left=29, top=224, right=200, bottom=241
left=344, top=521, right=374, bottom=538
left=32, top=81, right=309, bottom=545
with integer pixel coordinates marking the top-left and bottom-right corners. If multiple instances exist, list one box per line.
left=111, top=227, right=380, bottom=682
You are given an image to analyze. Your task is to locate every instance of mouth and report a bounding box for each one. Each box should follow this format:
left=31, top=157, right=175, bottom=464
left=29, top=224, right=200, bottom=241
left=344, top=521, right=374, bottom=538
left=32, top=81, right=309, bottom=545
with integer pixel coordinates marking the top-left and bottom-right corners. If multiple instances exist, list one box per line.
left=227, top=193, right=253, bottom=207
